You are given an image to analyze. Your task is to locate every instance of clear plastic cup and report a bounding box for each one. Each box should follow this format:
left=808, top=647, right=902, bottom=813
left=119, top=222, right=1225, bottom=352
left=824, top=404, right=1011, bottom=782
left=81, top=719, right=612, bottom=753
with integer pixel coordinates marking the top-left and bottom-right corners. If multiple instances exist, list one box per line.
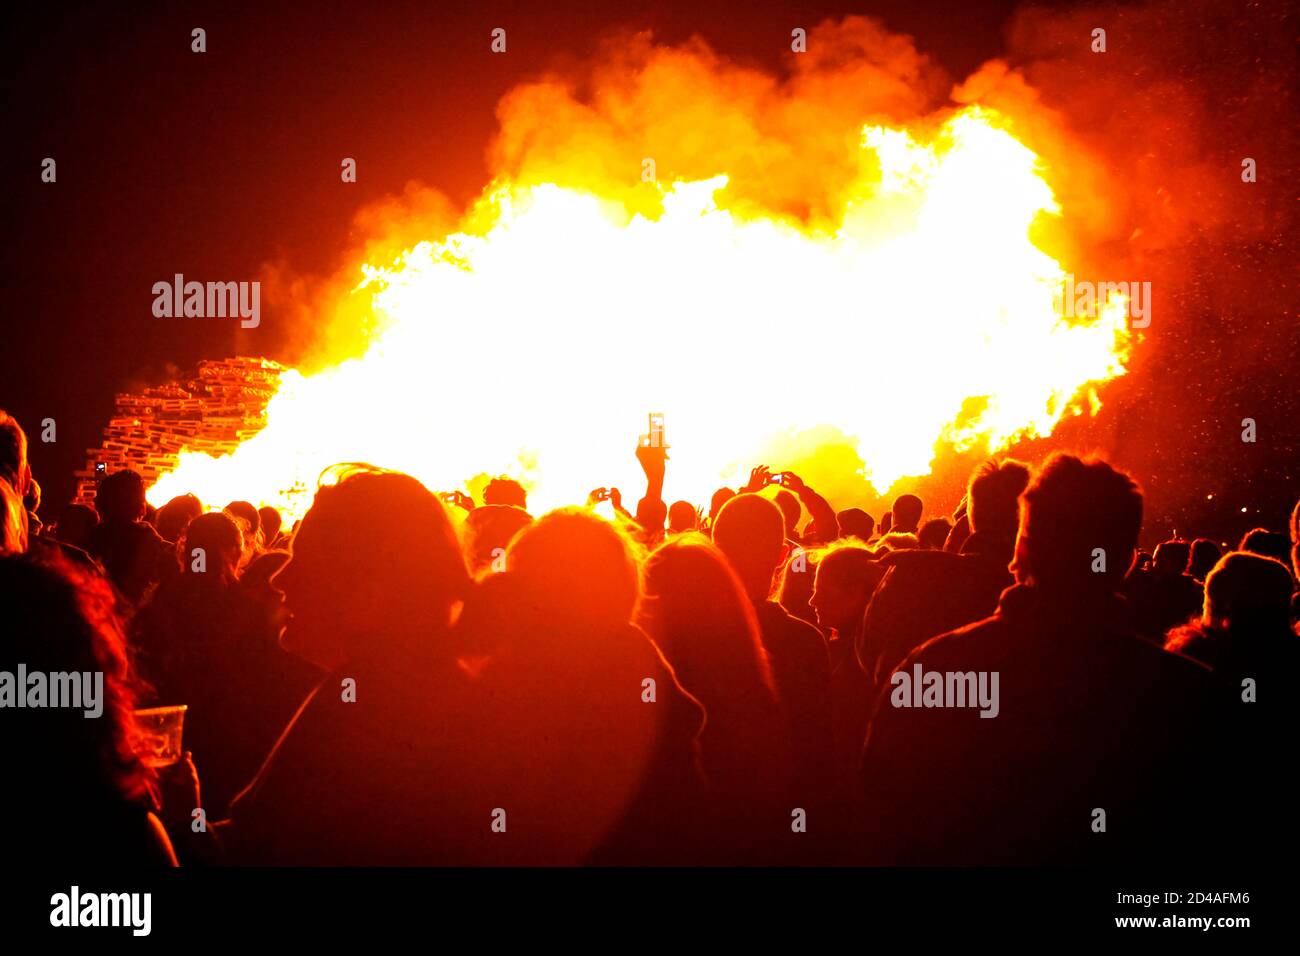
left=133, top=705, right=188, bottom=768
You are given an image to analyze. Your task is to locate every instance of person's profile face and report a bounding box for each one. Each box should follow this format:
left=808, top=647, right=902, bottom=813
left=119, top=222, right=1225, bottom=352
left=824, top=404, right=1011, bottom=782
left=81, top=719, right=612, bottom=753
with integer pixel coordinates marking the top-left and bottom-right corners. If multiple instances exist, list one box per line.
left=270, top=513, right=346, bottom=669
left=810, top=569, right=856, bottom=633
left=1009, top=531, right=1031, bottom=585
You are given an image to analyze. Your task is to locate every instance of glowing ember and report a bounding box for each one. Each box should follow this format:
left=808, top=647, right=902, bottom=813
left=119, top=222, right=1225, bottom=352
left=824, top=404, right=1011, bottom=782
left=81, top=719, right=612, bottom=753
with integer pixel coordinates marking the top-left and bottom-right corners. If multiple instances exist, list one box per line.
left=147, top=106, right=1131, bottom=520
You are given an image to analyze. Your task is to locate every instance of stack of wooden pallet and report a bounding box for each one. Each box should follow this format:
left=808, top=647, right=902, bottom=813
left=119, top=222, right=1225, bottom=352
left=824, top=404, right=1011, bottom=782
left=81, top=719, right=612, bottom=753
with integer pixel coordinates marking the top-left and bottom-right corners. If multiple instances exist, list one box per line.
left=76, top=357, right=284, bottom=507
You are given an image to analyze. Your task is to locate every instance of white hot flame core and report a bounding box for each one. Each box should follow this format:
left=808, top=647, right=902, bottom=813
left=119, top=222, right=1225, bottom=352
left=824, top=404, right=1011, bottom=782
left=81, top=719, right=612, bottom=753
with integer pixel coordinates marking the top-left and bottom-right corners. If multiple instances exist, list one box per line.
left=149, top=107, right=1131, bottom=519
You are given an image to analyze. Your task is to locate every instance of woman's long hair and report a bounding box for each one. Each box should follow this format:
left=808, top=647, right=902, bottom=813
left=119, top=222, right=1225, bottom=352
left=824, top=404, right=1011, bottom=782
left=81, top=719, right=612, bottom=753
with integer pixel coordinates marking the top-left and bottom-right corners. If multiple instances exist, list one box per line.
left=641, top=533, right=776, bottom=709
left=640, top=534, right=789, bottom=803
left=1, top=552, right=155, bottom=809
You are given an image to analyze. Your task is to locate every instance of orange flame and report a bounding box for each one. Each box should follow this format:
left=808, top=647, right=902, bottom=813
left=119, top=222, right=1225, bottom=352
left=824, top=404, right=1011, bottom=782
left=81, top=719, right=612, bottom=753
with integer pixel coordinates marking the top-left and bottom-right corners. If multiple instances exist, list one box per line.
left=148, top=104, right=1131, bottom=520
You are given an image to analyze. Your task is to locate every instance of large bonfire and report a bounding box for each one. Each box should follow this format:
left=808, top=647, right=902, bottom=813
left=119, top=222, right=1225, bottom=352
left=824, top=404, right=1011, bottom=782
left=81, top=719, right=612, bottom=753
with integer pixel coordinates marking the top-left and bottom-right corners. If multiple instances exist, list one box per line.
left=127, top=23, right=1135, bottom=520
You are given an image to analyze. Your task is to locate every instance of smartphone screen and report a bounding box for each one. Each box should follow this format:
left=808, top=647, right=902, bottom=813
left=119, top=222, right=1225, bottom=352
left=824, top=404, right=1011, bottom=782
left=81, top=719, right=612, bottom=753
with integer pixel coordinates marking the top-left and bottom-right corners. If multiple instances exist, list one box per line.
left=649, top=412, right=665, bottom=447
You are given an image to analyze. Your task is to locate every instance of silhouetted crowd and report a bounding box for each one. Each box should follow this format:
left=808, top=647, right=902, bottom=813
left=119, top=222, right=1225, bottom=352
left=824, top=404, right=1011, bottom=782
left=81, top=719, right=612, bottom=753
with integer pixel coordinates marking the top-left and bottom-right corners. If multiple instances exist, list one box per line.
left=2, top=409, right=1296, bottom=866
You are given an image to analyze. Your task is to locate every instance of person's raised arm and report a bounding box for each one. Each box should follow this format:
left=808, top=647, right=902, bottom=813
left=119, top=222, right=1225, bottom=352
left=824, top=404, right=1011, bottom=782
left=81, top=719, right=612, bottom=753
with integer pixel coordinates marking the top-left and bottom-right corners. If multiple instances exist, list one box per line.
left=740, top=464, right=772, bottom=494
left=635, top=439, right=667, bottom=508
left=780, top=472, right=837, bottom=544
left=608, top=487, right=637, bottom=525
left=587, top=486, right=636, bottom=524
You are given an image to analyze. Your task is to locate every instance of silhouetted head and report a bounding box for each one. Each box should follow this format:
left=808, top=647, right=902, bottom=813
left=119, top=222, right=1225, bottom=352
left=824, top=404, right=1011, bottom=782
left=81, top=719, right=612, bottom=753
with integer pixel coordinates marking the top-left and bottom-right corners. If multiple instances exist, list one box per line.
left=461, top=504, right=533, bottom=575
left=1188, top=538, right=1223, bottom=582
left=483, top=477, right=527, bottom=509
left=54, top=503, right=99, bottom=551
left=506, top=508, right=639, bottom=631
left=1202, top=551, right=1293, bottom=633
left=667, top=500, right=698, bottom=534
left=241, top=549, right=290, bottom=591
left=1153, top=540, right=1192, bottom=576
left=635, top=496, right=668, bottom=534
left=712, top=493, right=787, bottom=603
left=967, top=458, right=1031, bottom=538
left=836, top=508, right=875, bottom=541
left=95, top=470, right=148, bottom=524
left=641, top=533, right=771, bottom=695
left=258, top=506, right=283, bottom=544
left=890, top=494, right=923, bottom=534
left=224, top=500, right=260, bottom=538
left=709, top=487, right=736, bottom=524
left=273, top=464, right=470, bottom=671
left=918, top=517, right=952, bottom=550
left=811, top=545, right=883, bottom=635
left=0, top=410, right=29, bottom=496
left=181, top=511, right=243, bottom=583
left=1239, top=528, right=1289, bottom=565
left=156, top=494, right=203, bottom=544
left=770, top=490, right=799, bottom=538
left=777, top=544, right=820, bottom=622
left=0, top=551, right=154, bottom=807
left=1013, top=454, right=1142, bottom=595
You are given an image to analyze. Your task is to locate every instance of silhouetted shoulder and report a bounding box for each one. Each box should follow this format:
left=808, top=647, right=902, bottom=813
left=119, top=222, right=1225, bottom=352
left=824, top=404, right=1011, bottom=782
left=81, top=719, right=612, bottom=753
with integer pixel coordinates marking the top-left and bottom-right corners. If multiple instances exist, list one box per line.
left=755, top=600, right=827, bottom=652
left=901, top=611, right=1003, bottom=672
left=27, top=535, right=99, bottom=573
left=876, top=548, right=962, bottom=572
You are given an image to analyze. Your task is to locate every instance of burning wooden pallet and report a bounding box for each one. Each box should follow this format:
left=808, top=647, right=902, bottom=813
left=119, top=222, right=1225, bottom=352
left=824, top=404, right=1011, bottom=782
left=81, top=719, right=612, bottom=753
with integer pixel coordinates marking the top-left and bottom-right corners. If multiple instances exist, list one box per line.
left=76, top=357, right=284, bottom=507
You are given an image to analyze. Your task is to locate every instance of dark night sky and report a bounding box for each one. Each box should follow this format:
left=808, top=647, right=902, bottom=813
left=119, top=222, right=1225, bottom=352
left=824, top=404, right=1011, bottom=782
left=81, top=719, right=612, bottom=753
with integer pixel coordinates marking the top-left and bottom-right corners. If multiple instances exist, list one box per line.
left=2, top=0, right=1295, bottom=546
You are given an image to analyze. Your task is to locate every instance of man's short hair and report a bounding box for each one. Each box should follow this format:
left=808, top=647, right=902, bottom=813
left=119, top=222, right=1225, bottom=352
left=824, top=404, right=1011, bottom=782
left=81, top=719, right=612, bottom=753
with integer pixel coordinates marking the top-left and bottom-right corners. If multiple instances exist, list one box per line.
left=967, top=458, right=1031, bottom=537
left=891, top=493, right=923, bottom=532
left=95, top=469, right=149, bottom=523
left=918, top=517, right=952, bottom=550
left=667, top=500, right=698, bottom=532
left=1019, top=454, right=1142, bottom=592
left=636, top=497, right=668, bottom=533
left=1188, top=537, right=1223, bottom=580
left=1153, top=539, right=1191, bottom=574
left=1239, top=528, right=1290, bottom=565
left=483, top=476, right=527, bottom=509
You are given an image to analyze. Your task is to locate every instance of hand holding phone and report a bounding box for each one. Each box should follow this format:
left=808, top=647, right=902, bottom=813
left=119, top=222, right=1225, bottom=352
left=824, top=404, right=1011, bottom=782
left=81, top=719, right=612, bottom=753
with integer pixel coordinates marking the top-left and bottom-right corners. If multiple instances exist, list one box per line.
left=742, top=465, right=772, bottom=493
left=440, top=491, right=473, bottom=512
left=648, top=412, right=666, bottom=448
left=777, top=471, right=805, bottom=492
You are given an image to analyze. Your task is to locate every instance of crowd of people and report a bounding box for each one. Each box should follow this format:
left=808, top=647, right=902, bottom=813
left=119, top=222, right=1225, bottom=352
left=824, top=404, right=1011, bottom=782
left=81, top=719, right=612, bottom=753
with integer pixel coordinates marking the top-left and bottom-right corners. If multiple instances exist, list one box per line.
left=2, top=407, right=1296, bottom=866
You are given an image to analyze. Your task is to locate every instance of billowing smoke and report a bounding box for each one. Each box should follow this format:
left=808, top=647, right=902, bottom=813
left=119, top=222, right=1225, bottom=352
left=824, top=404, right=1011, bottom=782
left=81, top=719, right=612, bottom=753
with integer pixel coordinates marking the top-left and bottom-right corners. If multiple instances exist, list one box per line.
left=156, top=4, right=1294, bottom=532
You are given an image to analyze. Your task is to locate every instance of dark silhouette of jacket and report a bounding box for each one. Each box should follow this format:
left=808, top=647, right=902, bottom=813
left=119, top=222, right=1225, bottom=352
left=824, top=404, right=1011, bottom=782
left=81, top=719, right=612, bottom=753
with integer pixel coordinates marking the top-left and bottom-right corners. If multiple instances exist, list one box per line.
left=861, top=583, right=1222, bottom=865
